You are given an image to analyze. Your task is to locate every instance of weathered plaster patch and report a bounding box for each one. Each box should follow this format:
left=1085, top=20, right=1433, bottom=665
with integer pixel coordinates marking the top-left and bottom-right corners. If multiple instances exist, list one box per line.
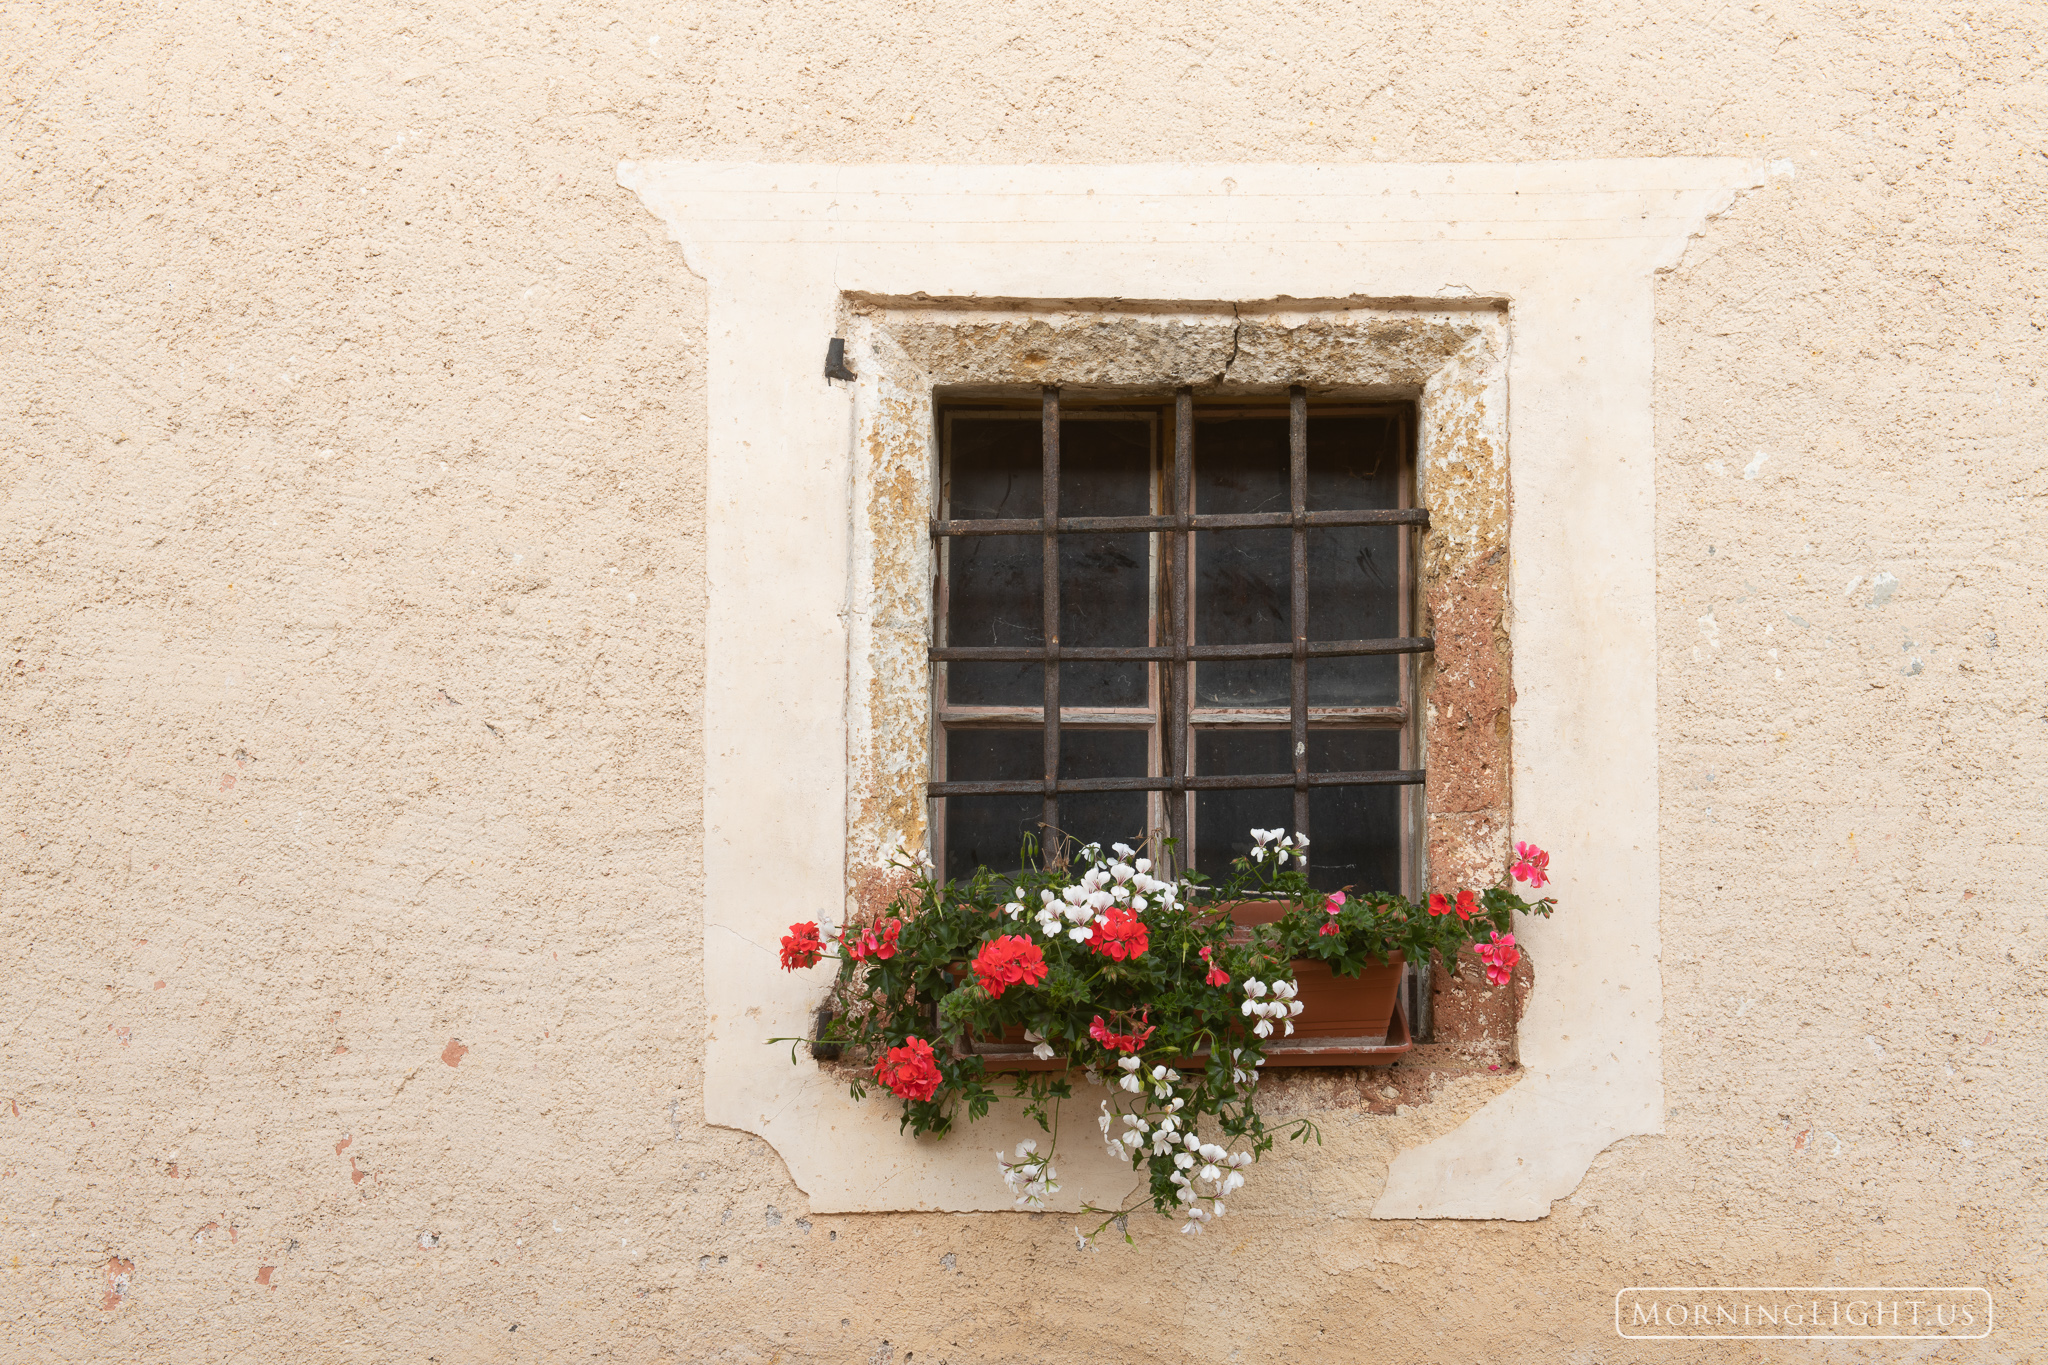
left=843, top=319, right=936, bottom=919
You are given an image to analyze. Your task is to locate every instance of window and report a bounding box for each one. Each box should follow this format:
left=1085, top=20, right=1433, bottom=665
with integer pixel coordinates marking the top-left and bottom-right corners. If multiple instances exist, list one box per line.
left=929, top=385, right=1429, bottom=891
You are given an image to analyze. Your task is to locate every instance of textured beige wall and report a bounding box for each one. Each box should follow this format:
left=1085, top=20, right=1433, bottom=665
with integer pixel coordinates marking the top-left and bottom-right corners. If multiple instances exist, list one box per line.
left=3, top=2, right=2045, bottom=1360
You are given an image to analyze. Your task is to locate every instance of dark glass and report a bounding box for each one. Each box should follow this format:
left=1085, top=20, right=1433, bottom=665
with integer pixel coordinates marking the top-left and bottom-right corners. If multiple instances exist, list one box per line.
left=1193, top=415, right=1404, bottom=708
left=944, top=728, right=1149, bottom=882
left=944, top=415, right=1152, bottom=708
left=945, top=417, right=1043, bottom=706
left=1303, top=729, right=1403, bottom=894
left=1057, top=419, right=1151, bottom=707
left=1194, top=418, right=1289, bottom=706
left=1193, top=728, right=1402, bottom=891
left=1306, top=416, right=1403, bottom=705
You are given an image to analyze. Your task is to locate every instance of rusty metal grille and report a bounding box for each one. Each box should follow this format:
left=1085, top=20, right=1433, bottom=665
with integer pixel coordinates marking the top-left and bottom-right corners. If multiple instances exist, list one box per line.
left=928, top=385, right=1430, bottom=879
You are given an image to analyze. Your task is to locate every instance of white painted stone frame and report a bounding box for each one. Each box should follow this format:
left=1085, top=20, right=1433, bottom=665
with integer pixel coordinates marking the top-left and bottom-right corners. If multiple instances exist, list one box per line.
left=620, top=159, right=1764, bottom=1218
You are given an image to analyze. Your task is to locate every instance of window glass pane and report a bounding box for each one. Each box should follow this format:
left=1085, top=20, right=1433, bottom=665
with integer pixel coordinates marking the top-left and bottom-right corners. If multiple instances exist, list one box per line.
left=1194, top=417, right=1289, bottom=706
left=1058, top=419, right=1151, bottom=708
left=1305, top=729, right=1402, bottom=894
left=1192, top=415, right=1406, bottom=708
left=1055, top=728, right=1149, bottom=854
left=1307, top=416, right=1403, bottom=705
left=944, top=728, right=1039, bottom=882
left=1193, top=728, right=1401, bottom=892
left=945, top=418, right=1042, bottom=706
left=944, top=728, right=1149, bottom=882
left=1193, top=729, right=1290, bottom=880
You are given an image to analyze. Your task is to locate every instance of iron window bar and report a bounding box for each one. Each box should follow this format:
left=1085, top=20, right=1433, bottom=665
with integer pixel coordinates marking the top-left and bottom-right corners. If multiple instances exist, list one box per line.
left=928, top=384, right=1433, bottom=872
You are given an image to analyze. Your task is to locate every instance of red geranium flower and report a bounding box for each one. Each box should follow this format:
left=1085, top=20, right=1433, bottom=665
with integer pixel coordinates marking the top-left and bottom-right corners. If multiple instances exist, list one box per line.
left=1199, top=945, right=1230, bottom=987
left=1454, top=889, right=1479, bottom=922
left=1511, top=841, right=1551, bottom=890
left=971, top=934, right=1048, bottom=999
left=848, top=918, right=902, bottom=962
left=779, top=921, right=825, bottom=971
left=1319, top=920, right=1340, bottom=936
left=1475, top=930, right=1520, bottom=986
left=1427, top=893, right=1452, bottom=917
left=1088, top=1011, right=1156, bottom=1054
left=1090, top=906, right=1149, bottom=962
left=873, top=1036, right=944, bottom=1101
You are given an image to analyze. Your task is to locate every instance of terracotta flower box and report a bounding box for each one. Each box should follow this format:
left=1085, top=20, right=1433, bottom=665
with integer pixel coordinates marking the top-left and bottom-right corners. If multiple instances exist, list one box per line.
left=964, top=902, right=1414, bottom=1072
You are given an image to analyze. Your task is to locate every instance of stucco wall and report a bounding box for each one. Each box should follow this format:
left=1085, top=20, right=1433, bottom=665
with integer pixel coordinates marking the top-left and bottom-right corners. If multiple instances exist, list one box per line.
left=3, top=3, right=2045, bottom=1360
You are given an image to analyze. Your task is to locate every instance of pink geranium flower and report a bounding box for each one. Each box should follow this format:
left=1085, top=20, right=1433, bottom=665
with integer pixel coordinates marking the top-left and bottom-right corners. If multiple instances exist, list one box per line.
left=1088, top=1011, right=1156, bottom=1054
left=1324, top=891, right=1346, bottom=915
left=1511, top=841, right=1551, bottom=889
left=778, top=921, right=825, bottom=971
left=971, top=934, right=1047, bottom=999
left=1474, top=930, right=1520, bottom=986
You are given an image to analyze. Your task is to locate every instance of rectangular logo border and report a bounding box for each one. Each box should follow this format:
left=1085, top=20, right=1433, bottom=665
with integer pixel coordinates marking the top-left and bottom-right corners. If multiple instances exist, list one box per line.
left=1614, top=1286, right=1993, bottom=1341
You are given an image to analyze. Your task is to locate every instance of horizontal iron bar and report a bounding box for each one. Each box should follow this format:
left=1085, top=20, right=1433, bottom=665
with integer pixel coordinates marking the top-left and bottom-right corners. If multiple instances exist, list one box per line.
left=931, top=508, right=1429, bottom=538
left=927, top=769, right=1426, bottom=796
left=931, top=637, right=1433, bottom=663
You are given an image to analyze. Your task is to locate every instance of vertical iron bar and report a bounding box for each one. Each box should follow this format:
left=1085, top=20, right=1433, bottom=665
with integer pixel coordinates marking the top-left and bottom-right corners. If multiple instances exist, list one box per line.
left=1041, top=386, right=1061, bottom=852
left=1169, top=388, right=1194, bottom=871
left=1289, top=386, right=1309, bottom=846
